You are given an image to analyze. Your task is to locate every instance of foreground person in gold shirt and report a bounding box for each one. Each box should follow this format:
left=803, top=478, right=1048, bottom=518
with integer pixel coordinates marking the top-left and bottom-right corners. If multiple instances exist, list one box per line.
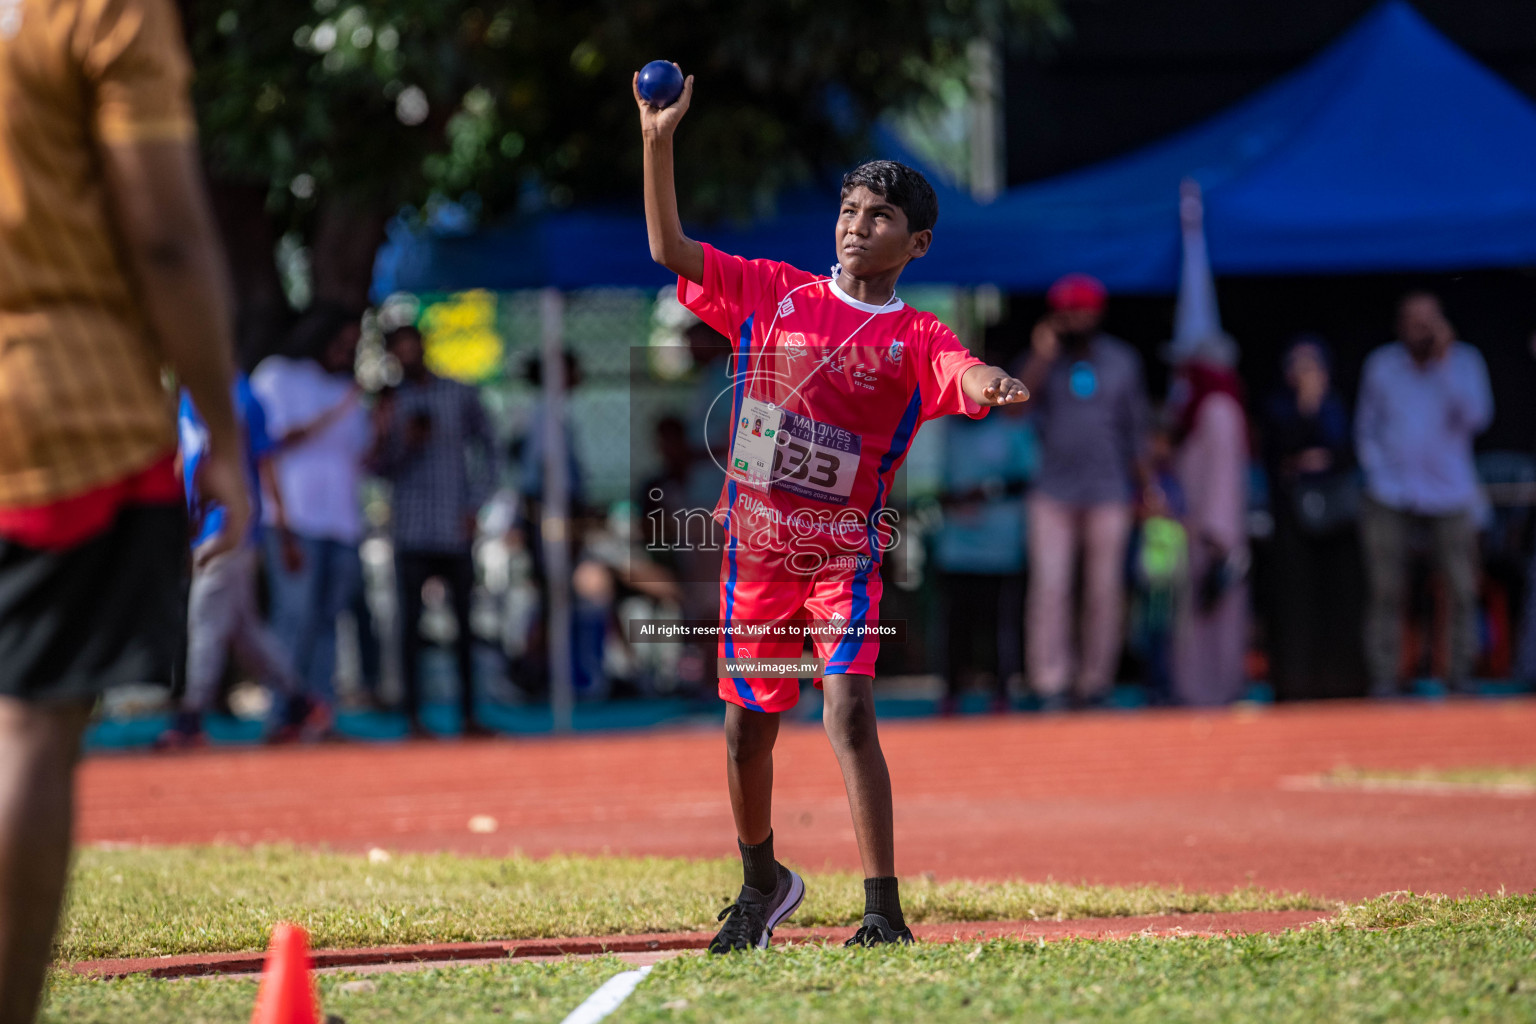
left=0, top=2, right=247, bottom=1019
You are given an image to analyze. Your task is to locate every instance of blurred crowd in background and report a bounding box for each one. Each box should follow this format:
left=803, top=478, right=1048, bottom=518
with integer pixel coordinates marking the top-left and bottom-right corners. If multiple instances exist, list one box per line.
left=118, top=0, right=1536, bottom=747
left=160, top=268, right=1532, bottom=748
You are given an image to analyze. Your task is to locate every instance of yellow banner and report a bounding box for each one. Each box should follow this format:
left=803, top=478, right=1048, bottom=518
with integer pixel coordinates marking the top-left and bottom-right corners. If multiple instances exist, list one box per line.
left=418, top=289, right=503, bottom=384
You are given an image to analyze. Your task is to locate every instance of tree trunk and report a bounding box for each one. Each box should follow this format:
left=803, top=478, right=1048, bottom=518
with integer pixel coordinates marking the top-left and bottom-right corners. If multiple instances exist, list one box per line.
left=311, top=196, right=389, bottom=315
left=206, top=185, right=389, bottom=368
left=206, top=179, right=291, bottom=370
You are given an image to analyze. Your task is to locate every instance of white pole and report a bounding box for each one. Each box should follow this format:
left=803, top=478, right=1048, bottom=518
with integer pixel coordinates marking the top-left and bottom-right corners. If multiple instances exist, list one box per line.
left=968, top=34, right=1005, bottom=336
left=1172, top=178, right=1223, bottom=359
left=540, top=287, right=574, bottom=733
left=967, top=35, right=1004, bottom=203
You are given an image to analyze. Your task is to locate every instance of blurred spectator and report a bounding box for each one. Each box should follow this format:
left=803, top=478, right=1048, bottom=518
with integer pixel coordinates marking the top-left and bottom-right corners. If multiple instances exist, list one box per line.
left=1016, top=274, right=1150, bottom=709
left=640, top=416, right=704, bottom=569
left=931, top=383, right=1037, bottom=714
left=680, top=319, right=735, bottom=562
left=1169, top=333, right=1250, bottom=706
left=373, top=326, right=495, bottom=737
left=251, top=307, right=372, bottom=732
left=641, top=415, right=719, bottom=691
left=162, top=375, right=306, bottom=747
left=563, top=500, right=689, bottom=700
left=684, top=320, right=735, bottom=483
left=1355, top=292, right=1492, bottom=696
left=1129, top=427, right=1187, bottom=706
left=1261, top=336, right=1367, bottom=700
left=348, top=578, right=385, bottom=709
left=518, top=350, right=586, bottom=533
left=632, top=329, right=733, bottom=694
left=512, top=351, right=587, bottom=692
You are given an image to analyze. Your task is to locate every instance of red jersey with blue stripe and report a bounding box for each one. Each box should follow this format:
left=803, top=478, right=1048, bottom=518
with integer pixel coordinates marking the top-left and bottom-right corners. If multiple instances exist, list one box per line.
left=680, top=243, right=986, bottom=581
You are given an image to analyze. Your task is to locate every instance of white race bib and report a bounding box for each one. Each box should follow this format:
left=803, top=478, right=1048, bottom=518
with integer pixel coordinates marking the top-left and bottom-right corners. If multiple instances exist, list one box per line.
left=770, top=409, right=861, bottom=506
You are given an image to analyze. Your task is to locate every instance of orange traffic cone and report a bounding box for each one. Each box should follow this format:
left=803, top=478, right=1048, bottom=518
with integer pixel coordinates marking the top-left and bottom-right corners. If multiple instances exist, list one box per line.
left=250, top=922, right=320, bottom=1024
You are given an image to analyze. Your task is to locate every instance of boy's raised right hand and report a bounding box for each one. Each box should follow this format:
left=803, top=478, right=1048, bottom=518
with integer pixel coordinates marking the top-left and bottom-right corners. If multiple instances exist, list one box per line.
left=633, top=65, right=694, bottom=140
left=635, top=65, right=704, bottom=282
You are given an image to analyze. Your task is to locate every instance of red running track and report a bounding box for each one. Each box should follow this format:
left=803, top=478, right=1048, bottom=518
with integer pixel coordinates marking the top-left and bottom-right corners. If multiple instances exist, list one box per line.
left=77, top=700, right=1536, bottom=900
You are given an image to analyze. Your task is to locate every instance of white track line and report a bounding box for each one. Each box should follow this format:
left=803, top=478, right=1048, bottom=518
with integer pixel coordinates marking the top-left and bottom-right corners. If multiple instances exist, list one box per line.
left=559, top=964, right=653, bottom=1024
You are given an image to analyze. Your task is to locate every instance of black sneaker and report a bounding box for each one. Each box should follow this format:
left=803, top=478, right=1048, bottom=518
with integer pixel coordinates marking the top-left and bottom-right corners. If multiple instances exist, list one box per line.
left=707, top=865, right=806, bottom=953
left=843, top=913, right=915, bottom=947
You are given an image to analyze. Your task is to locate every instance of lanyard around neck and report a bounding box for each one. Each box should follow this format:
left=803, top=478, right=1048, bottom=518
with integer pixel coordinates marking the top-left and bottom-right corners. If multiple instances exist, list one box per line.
left=747, top=277, right=900, bottom=411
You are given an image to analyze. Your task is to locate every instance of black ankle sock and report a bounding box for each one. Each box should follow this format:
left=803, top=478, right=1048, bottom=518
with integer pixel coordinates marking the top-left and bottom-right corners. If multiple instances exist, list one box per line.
left=739, top=832, right=778, bottom=894
left=864, top=876, right=905, bottom=929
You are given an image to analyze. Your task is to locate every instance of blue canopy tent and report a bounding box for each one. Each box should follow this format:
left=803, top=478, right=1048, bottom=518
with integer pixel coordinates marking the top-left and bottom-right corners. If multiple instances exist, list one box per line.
left=371, top=132, right=987, bottom=296
left=936, top=0, right=1536, bottom=291
left=374, top=0, right=1536, bottom=298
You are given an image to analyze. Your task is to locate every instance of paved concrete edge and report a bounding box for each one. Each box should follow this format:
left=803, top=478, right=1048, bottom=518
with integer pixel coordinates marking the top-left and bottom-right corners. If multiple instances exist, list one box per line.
left=70, top=909, right=1334, bottom=979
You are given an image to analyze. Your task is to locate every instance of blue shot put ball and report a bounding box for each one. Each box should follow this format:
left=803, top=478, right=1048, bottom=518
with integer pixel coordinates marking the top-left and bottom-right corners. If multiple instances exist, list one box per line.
left=638, top=60, right=685, bottom=108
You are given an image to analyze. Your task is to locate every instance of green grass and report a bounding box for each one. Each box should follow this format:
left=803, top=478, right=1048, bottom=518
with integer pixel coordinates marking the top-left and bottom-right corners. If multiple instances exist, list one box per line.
left=1332, top=891, right=1536, bottom=930
left=60, top=845, right=1324, bottom=962
left=622, top=911, right=1536, bottom=1023
left=1325, top=764, right=1536, bottom=789
left=43, top=895, right=1536, bottom=1024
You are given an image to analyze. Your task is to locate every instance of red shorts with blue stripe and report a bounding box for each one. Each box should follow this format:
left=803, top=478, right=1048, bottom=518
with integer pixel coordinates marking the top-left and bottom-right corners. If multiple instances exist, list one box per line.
left=717, top=567, right=883, bottom=714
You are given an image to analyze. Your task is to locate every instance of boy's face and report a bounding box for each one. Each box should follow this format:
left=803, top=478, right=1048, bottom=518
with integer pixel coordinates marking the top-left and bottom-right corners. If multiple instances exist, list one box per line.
left=835, top=186, right=930, bottom=278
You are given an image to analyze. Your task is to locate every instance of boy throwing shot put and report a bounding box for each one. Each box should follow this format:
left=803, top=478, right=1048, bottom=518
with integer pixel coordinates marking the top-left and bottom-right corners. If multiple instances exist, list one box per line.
left=635, top=68, right=1027, bottom=950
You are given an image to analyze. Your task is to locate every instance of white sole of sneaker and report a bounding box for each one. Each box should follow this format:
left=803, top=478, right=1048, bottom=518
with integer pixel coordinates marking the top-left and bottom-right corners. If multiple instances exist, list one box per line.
left=758, top=869, right=806, bottom=949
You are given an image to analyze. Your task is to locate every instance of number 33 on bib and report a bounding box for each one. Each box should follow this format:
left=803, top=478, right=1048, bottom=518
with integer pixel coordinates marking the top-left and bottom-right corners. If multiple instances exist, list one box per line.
left=729, top=401, right=860, bottom=506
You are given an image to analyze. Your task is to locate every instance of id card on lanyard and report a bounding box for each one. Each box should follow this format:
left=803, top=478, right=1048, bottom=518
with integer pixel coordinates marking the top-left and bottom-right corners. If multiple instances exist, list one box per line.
left=728, top=397, right=783, bottom=490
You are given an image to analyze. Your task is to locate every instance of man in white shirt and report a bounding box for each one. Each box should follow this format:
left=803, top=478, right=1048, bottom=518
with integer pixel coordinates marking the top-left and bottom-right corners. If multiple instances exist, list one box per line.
left=251, top=307, right=373, bottom=729
left=1355, top=291, right=1493, bottom=696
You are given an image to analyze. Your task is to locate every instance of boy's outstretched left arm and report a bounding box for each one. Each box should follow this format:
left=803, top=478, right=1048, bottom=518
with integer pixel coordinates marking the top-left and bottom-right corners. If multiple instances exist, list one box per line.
left=961, top=364, right=1030, bottom=407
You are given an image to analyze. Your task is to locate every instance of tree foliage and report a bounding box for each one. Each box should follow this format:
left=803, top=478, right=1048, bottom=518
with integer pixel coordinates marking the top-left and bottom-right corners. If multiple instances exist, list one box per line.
left=177, top=0, right=1063, bottom=358
left=185, top=0, right=1063, bottom=224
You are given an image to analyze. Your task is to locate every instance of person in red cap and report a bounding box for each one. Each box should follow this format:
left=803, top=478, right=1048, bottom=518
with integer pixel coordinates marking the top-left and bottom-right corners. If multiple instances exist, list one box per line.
left=1016, top=274, right=1151, bottom=710
left=1045, top=273, right=1108, bottom=316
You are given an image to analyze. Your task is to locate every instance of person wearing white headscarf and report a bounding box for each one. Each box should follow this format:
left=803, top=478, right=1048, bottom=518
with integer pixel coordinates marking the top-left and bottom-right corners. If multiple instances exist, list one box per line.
left=1167, top=333, right=1250, bottom=706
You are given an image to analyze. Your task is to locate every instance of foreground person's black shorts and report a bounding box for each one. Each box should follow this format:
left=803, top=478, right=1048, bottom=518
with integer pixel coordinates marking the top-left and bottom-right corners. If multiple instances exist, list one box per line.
left=0, top=503, right=185, bottom=702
